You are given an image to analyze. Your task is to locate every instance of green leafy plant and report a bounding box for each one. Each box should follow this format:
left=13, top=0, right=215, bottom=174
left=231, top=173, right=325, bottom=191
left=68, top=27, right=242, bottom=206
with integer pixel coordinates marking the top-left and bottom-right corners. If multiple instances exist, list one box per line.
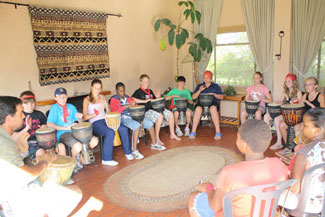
left=154, top=0, right=213, bottom=75
left=224, top=85, right=237, bottom=96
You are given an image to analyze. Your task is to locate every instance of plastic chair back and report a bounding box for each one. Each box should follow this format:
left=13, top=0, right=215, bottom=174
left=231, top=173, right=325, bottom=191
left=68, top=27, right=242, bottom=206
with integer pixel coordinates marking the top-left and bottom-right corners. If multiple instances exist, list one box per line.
left=223, top=179, right=297, bottom=217
left=288, top=163, right=325, bottom=217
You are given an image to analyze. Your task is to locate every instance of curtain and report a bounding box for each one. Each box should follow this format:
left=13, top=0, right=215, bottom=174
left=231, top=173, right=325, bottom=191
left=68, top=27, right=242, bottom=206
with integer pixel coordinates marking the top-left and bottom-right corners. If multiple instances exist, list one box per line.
left=29, top=6, right=110, bottom=86
left=194, top=0, right=223, bottom=84
left=291, top=0, right=325, bottom=89
left=241, top=0, right=275, bottom=92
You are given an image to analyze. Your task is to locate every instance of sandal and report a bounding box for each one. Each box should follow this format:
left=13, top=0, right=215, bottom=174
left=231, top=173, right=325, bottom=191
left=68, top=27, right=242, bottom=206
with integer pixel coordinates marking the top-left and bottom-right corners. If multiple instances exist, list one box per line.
left=214, top=132, right=222, bottom=140
left=189, top=132, right=196, bottom=139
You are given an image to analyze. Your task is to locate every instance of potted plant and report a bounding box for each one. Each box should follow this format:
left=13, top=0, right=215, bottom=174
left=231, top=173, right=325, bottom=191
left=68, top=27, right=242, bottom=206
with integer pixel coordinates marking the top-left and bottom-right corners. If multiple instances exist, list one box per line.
left=154, top=0, right=213, bottom=84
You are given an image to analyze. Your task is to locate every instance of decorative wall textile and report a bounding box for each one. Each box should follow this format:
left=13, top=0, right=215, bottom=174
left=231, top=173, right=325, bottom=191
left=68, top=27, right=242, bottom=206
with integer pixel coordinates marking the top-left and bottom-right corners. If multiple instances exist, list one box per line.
left=291, top=0, right=325, bottom=89
left=241, top=0, right=275, bottom=92
left=28, top=6, right=110, bottom=86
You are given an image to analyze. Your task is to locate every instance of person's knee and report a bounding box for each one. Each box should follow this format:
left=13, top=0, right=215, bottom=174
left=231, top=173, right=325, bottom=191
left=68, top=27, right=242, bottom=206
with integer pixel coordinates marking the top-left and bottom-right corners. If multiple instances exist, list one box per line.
left=72, top=142, right=82, bottom=153
left=36, top=148, right=46, bottom=156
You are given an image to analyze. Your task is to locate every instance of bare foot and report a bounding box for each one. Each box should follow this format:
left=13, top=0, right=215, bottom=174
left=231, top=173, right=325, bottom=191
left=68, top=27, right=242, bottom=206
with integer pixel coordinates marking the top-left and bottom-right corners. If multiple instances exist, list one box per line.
left=170, top=134, right=181, bottom=141
left=157, top=139, right=165, bottom=146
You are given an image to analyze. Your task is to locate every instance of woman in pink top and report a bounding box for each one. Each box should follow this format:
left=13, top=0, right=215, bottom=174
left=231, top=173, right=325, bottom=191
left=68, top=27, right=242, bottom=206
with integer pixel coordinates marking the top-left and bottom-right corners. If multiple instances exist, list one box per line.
left=241, top=72, right=272, bottom=124
left=83, top=79, right=133, bottom=166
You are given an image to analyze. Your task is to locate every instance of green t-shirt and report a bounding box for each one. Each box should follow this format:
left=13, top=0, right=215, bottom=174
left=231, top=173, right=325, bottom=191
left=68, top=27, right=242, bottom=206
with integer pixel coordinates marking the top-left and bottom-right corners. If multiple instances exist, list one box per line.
left=0, top=127, right=24, bottom=167
left=166, top=88, right=193, bottom=105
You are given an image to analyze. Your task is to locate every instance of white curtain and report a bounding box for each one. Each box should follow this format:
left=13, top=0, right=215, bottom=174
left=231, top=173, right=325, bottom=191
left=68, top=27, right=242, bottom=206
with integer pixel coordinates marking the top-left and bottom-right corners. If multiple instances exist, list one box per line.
left=241, top=0, right=275, bottom=92
left=291, top=0, right=325, bottom=89
left=194, top=0, right=223, bottom=83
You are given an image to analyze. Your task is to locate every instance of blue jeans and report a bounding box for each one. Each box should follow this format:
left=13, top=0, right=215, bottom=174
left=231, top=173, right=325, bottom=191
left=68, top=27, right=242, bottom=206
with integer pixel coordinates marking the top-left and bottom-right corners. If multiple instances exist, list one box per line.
left=92, top=119, right=132, bottom=161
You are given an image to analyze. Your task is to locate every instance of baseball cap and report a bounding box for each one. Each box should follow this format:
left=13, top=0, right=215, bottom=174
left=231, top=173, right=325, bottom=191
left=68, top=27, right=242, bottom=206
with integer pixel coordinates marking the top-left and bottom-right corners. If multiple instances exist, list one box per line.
left=54, top=87, right=67, bottom=96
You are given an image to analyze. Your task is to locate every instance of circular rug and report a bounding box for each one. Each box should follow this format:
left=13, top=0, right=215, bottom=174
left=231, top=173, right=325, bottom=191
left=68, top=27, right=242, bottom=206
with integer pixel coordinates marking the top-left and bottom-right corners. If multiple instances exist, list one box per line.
left=103, top=145, right=242, bottom=212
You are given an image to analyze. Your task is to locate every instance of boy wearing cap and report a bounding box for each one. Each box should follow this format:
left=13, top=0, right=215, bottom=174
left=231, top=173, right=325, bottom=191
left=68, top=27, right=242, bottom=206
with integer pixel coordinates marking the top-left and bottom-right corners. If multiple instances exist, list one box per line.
left=47, top=88, right=98, bottom=172
left=13, top=91, right=66, bottom=161
left=190, top=71, right=224, bottom=140
left=165, top=76, right=193, bottom=137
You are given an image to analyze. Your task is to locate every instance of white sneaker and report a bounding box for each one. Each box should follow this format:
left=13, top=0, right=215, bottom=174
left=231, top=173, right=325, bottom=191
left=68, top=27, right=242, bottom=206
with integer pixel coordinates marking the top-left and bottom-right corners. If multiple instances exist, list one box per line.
left=151, top=143, right=166, bottom=151
left=102, top=160, right=119, bottom=166
left=132, top=150, right=144, bottom=159
left=125, top=154, right=134, bottom=160
left=184, top=127, right=190, bottom=136
left=175, top=127, right=183, bottom=137
left=270, top=143, right=283, bottom=150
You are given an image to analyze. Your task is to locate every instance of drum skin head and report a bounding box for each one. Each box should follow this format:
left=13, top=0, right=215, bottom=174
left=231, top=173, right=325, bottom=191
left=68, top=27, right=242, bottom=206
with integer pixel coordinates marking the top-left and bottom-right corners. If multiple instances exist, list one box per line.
left=268, top=102, right=281, bottom=106
left=47, top=155, right=75, bottom=167
left=35, top=127, right=56, bottom=134
left=129, top=105, right=145, bottom=110
left=280, top=104, right=305, bottom=109
left=245, top=100, right=259, bottom=103
left=72, top=122, right=92, bottom=129
left=105, top=112, right=121, bottom=118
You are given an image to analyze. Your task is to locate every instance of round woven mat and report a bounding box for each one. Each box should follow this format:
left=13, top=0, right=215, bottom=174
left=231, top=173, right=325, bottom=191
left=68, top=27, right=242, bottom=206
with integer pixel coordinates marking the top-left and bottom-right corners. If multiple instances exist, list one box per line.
left=103, top=145, right=242, bottom=212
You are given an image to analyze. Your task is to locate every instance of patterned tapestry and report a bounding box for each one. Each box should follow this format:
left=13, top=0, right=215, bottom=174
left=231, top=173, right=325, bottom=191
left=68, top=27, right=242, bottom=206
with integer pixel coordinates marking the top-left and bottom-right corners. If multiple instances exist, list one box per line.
left=28, top=6, right=110, bottom=86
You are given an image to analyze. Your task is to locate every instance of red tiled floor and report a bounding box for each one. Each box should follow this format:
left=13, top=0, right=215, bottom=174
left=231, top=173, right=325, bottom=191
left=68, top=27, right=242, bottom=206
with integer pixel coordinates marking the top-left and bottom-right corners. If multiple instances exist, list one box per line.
left=69, top=124, right=277, bottom=217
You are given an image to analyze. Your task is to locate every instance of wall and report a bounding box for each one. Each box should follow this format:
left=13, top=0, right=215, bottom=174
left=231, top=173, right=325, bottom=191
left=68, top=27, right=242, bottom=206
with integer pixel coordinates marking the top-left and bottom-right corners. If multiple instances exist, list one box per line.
left=0, top=0, right=177, bottom=109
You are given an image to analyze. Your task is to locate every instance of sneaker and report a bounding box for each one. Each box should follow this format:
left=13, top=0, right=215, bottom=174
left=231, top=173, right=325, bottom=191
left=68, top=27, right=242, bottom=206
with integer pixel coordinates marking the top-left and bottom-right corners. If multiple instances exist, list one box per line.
left=151, top=143, right=167, bottom=151
left=125, top=154, right=134, bottom=160
left=65, top=178, right=75, bottom=185
left=184, top=127, right=190, bottom=136
left=270, top=143, right=283, bottom=150
left=102, top=160, right=119, bottom=166
left=132, top=150, right=144, bottom=159
left=175, top=127, right=183, bottom=137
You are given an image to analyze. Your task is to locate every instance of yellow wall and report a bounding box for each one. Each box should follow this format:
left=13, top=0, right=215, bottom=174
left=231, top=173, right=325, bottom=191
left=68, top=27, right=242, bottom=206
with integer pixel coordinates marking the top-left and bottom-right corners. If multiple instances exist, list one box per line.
left=0, top=0, right=177, bottom=104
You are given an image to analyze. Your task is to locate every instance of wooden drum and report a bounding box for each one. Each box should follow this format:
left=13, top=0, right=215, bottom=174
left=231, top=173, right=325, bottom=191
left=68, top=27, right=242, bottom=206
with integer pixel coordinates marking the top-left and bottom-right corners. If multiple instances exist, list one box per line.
left=71, top=122, right=93, bottom=145
left=35, top=127, right=57, bottom=150
left=105, top=112, right=121, bottom=147
left=281, top=104, right=305, bottom=149
left=151, top=98, right=166, bottom=113
left=129, top=105, right=146, bottom=123
left=175, top=99, right=188, bottom=112
left=199, top=94, right=213, bottom=107
left=38, top=155, right=76, bottom=185
left=268, top=103, right=282, bottom=119
left=245, top=100, right=259, bottom=116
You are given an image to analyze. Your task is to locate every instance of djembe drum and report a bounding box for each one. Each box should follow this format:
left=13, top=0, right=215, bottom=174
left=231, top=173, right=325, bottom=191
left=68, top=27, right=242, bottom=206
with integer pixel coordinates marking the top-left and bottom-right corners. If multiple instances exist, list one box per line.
left=35, top=127, right=57, bottom=150
left=245, top=100, right=259, bottom=119
left=129, top=105, right=146, bottom=137
left=105, top=112, right=121, bottom=147
left=151, top=98, right=166, bottom=113
left=175, top=99, right=188, bottom=125
left=268, top=103, right=282, bottom=119
left=199, top=93, right=213, bottom=121
left=71, top=122, right=95, bottom=165
left=38, top=154, right=76, bottom=186
left=281, top=104, right=305, bottom=150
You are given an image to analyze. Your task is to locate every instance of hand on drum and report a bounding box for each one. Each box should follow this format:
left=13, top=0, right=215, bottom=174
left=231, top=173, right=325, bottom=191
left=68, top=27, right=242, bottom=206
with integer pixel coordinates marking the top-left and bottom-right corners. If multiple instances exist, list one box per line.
left=16, top=132, right=29, bottom=153
left=76, top=113, right=83, bottom=120
left=195, top=182, right=213, bottom=192
left=154, top=90, right=161, bottom=98
left=66, top=123, right=77, bottom=130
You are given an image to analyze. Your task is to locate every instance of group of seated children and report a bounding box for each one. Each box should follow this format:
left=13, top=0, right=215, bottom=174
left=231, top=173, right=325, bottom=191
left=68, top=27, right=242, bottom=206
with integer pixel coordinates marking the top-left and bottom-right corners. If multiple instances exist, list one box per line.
left=241, top=72, right=325, bottom=156
left=6, top=71, right=224, bottom=171
left=188, top=107, right=325, bottom=216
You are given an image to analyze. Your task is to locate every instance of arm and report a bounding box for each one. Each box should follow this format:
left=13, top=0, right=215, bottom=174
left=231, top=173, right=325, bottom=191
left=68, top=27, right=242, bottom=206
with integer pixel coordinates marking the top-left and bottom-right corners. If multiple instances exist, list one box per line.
left=132, top=97, right=150, bottom=104
left=20, top=161, right=47, bottom=177
left=297, top=91, right=303, bottom=103
left=214, top=93, right=224, bottom=100
left=290, top=153, right=308, bottom=193
left=319, top=93, right=325, bottom=108
left=299, top=93, right=307, bottom=104
left=82, top=97, right=97, bottom=121
left=244, top=89, right=250, bottom=100
left=263, top=91, right=273, bottom=103
left=192, top=85, right=206, bottom=100
left=47, top=122, right=72, bottom=131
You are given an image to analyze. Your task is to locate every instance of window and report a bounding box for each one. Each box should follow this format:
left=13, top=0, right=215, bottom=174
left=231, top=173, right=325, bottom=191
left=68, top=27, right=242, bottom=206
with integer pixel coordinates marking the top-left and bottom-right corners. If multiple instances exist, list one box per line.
left=206, top=32, right=256, bottom=86
left=304, top=37, right=325, bottom=86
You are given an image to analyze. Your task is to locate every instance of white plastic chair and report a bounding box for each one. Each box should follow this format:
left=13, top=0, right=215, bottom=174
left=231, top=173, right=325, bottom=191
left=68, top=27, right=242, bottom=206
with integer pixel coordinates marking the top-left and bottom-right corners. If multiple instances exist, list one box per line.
left=223, top=179, right=297, bottom=217
left=286, top=163, right=325, bottom=217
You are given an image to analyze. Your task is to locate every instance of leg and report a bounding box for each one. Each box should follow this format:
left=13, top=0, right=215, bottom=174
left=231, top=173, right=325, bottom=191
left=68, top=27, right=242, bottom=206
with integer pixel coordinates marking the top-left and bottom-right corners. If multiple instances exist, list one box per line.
left=92, top=119, right=115, bottom=162
left=263, top=113, right=272, bottom=126
left=121, top=116, right=141, bottom=152
left=241, top=110, right=247, bottom=124
left=174, top=111, right=180, bottom=129
left=143, top=117, right=155, bottom=144
left=89, top=136, right=98, bottom=149
left=71, top=142, right=82, bottom=160
left=270, top=116, right=285, bottom=149
left=166, top=110, right=181, bottom=140
left=255, top=108, right=263, bottom=120
left=132, top=128, right=140, bottom=151
left=188, top=192, right=201, bottom=217
left=186, top=109, right=192, bottom=129
left=280, top=121, right=288, bottom=144
left=35, top=148, right=45, bottom=157
left=148, top=126, right=156, bottom=144
left=191, top=106, right=203, bottom=134
left=56, top=143, right=66, bottom=155
left=210, top=105, right=221, bottom=138
left=118, top=125, right=132, bottom=155
left=155, top=114, right=164, bottom=145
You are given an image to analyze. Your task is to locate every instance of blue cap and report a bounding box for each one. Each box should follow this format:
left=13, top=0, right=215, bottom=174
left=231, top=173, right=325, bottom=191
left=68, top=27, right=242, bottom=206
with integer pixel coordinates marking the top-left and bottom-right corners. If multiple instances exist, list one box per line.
left=54, top=87, right=67, bottom=96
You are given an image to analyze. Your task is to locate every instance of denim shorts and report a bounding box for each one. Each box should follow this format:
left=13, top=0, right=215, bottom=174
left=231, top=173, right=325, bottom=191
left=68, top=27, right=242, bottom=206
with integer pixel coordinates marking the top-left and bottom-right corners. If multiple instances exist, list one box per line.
left=193, top=192, right=214, bottom=217
left=121, top=115, right=154, bottom=130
